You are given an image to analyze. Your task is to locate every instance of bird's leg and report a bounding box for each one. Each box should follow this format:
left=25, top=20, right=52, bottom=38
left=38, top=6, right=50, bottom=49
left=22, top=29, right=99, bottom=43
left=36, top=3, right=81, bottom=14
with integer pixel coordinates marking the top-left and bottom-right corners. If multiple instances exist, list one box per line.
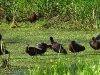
left=6, top=51, right=10, bottom=68
left=31, top=56, right=34, bottom=59
left=74, top=52, right=77, bottom=56
left=30, top=56, right=35, bottom=64
left=58, top=44, right=61, bottom=61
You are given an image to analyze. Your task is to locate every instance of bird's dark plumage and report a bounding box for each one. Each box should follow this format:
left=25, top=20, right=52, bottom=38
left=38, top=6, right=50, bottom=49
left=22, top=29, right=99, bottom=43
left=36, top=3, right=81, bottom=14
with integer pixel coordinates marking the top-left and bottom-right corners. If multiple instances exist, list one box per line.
left=0, top=34, right=2, bottom=41
left=96, top=34, right=100, bottom=40
left=0, top=47, right=9, bottom=55
left=89, top=37, right=100, bottom=50
left=50, top=37, right=67, bottom=54
left=26, top=43, right=50, bottom=56
left=29, top=12, right=37, bottom=23
left=68, top=41, right=85, bottom=53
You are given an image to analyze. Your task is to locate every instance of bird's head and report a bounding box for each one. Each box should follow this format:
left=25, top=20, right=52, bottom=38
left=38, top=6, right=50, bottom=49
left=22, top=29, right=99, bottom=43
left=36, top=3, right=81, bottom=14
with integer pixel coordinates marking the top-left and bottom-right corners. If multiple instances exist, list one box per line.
left=92, top=37, right=96, bottom=42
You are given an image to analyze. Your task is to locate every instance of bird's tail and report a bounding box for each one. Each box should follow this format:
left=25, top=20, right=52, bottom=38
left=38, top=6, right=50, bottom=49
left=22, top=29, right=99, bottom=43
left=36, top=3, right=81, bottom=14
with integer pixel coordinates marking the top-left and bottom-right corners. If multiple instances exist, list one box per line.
left=96, top=34, right=100, bottom=40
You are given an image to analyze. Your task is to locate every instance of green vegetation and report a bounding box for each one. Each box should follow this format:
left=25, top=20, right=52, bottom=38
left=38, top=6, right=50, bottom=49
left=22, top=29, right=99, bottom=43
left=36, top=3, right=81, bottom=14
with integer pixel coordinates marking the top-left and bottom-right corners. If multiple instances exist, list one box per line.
left=0, top=0, right=100, bottom=75
left=0, top=23, right=100, bottom=75
left=0, top=0, right=100, bottom=29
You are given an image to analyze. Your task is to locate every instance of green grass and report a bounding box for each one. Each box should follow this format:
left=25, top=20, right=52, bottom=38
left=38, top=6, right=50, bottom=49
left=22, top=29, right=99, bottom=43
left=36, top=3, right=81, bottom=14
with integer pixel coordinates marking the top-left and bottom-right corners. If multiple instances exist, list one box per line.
left=1, top=0, right=100, bottom=29
left=0, top=22, right=100, bottom=75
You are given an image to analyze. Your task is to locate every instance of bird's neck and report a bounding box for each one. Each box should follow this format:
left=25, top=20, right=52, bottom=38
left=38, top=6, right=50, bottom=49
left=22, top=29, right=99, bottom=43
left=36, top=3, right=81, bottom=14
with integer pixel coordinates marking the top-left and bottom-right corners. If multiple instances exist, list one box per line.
left=50, top=38, right=54, bottom=43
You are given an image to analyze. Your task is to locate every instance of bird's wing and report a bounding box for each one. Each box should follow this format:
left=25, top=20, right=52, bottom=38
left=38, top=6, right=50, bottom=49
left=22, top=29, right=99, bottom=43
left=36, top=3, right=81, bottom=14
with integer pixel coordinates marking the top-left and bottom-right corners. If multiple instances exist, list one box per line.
left=35, top=46, right=42, bottom=50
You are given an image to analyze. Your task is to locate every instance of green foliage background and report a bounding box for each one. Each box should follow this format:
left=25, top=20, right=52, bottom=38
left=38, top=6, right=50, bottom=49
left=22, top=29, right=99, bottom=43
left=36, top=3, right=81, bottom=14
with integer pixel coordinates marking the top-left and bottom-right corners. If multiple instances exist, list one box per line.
left=0, top=0, right=100, bottom=29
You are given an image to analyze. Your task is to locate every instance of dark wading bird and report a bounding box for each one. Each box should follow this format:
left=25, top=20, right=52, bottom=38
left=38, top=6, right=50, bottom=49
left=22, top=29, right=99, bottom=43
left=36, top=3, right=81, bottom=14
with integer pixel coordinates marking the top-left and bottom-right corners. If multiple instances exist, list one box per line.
left=89, top=37, right=100, bottom=50
left=49, top=37, right=67, bottom=54
left=0, top=41, right=10, bottom=68
left=68, top=41, right=85, bottom=55
left=25, top=43, right=51, bottom=56
left=29, top=12, right=37, bottom=23
left=0, top=34, right=9, bottom=55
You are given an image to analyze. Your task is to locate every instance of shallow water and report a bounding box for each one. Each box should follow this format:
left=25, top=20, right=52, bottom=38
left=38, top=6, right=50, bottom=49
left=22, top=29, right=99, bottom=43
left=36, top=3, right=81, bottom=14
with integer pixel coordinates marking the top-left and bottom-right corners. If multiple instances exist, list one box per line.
left=0, top=66, right=30, bottom=75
